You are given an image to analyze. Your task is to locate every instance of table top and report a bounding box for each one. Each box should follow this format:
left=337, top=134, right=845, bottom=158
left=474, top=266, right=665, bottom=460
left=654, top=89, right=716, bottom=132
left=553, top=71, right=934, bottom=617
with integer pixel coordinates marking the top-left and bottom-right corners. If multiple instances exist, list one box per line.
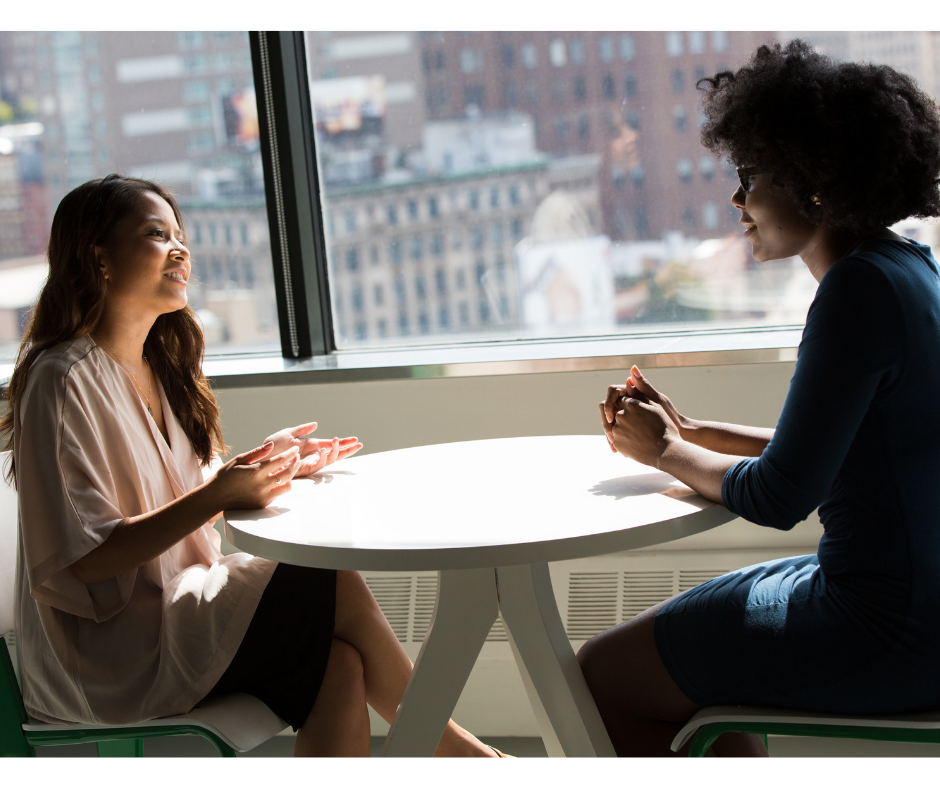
left=223, top=435, right=736, bottom=571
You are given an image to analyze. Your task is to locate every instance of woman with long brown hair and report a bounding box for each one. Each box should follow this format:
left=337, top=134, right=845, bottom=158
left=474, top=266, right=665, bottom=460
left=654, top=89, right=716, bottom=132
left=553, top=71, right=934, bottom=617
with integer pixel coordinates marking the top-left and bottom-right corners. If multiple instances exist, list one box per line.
left=8, top=174, right=502, bottom=756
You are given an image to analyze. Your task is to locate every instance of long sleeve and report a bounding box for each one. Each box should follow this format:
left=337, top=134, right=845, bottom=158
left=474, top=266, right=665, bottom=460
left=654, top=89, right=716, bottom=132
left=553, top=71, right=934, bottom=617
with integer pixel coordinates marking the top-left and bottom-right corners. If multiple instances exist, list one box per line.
left=721, top=254, right=906, bottom=530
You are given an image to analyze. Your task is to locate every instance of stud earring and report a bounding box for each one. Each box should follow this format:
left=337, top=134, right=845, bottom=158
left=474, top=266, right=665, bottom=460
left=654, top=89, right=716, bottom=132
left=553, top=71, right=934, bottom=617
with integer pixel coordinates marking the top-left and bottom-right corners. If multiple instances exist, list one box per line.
left=811, top=194, right=822, bottom=206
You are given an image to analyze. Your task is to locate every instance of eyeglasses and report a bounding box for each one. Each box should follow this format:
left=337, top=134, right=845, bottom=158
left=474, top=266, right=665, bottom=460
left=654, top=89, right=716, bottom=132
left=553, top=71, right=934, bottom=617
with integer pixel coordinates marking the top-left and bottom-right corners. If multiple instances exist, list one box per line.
left=736, top=166, right=761, bottom=192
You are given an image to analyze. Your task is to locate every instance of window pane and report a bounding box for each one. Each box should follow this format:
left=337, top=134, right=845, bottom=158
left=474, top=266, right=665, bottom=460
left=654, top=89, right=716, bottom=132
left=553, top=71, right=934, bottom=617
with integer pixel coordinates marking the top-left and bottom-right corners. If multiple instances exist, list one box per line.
left=306, top=31, right=919, bottom=350
left=0, top=31, right=276, bottom=361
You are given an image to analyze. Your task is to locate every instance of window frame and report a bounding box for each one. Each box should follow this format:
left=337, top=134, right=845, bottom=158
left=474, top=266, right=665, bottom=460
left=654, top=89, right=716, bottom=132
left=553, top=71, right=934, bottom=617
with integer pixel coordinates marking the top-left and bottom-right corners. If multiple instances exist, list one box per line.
left=232, top=31, right=805, bottom=385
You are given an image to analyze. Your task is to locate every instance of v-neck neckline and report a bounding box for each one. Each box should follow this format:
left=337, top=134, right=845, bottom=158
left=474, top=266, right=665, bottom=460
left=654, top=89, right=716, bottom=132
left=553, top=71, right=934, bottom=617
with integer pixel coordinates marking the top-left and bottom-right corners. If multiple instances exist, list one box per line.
left=91, top=338, right=186, bottom=498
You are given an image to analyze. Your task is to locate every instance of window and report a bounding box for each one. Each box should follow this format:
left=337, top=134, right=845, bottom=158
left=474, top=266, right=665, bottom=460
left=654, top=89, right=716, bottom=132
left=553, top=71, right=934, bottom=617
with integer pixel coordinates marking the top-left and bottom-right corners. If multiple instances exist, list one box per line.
left=671, top=69, right=684, bottom=93
left=619, top=34, right=635, bottom=61
left=574, top=75, right=587, bottom=101
left=0, top=29, right=794, bottom=365
left=699, top=157, right=715, bottom=182
left=665, top=32, right=683, bottom=57
left=459, top=48, right=483, bottom=73
left=521, top=42, right=537, bottom=68
left=570, top=38, right=585, bottom=64
left=673, top=105, right=688, bottom=132
left=711, top=31, right=729, bottom=52
left=624, top=73, right=637, bottom=97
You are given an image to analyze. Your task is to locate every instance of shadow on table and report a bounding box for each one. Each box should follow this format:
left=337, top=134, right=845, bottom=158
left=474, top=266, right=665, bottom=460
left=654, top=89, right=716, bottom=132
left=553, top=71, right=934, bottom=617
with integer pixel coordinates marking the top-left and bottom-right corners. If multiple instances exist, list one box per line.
left=589, top=471, right=688, bottom=500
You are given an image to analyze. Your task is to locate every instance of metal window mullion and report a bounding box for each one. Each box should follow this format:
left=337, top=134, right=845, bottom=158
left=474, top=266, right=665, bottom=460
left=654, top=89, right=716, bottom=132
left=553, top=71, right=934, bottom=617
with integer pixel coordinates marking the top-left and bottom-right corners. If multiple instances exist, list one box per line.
left=256, top=32, right=300, bottom=357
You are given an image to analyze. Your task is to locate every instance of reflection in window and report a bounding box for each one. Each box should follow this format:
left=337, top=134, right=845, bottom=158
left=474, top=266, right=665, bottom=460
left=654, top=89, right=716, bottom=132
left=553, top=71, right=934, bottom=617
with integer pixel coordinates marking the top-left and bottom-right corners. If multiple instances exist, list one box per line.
left=602, top=74, right=615, bottom=98
left=677, top=158, right=693, bottom=183
left=599, top=36, right=614, bottom=63
left=689, top=31, right=706, bottom=54
left=574, top=75, right=587, bottom=101
left=550, top=39, right=567, bottom=67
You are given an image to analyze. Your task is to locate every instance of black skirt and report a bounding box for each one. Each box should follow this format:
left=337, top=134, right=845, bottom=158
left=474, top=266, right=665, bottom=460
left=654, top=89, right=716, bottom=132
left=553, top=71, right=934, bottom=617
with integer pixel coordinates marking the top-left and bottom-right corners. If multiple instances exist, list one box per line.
left=201, top=562, right=337, bottom=731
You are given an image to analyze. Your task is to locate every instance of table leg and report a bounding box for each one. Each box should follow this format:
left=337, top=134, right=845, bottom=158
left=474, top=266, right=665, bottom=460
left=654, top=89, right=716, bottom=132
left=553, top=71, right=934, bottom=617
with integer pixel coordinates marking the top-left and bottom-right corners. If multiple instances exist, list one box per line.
left=496, top=562, right=616, bottom=757
left=380, top=567, right=499, bottom=757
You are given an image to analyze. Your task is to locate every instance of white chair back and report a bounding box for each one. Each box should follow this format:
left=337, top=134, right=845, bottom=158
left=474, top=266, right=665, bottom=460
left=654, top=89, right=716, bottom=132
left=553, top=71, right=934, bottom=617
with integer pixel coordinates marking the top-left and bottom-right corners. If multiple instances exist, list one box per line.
left=0, top=452, right=18, bottom=634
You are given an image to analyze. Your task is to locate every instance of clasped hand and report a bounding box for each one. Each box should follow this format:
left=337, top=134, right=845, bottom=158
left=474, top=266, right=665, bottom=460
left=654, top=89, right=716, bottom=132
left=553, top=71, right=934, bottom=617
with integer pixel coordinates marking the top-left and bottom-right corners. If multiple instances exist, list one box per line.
left=599, top=365, right=682, bottom=469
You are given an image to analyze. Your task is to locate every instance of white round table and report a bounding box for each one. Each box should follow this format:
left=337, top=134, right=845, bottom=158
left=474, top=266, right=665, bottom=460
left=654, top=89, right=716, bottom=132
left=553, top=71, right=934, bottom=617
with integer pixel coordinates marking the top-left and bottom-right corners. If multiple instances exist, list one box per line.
left=223, top=435, right=735, bottom=757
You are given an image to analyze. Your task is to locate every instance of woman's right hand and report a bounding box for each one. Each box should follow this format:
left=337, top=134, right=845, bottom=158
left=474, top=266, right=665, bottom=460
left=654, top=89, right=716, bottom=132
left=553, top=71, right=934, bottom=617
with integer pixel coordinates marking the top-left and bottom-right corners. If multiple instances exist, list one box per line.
left=207, top=441, right=300, bottom=511
left=602, top=366, right=690, bottom=450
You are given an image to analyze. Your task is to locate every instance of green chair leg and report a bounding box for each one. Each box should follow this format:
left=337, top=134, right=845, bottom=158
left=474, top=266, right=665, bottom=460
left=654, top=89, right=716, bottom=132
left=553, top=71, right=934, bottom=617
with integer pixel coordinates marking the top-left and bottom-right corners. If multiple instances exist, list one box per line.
left=96, top=738, right=144, bottom=757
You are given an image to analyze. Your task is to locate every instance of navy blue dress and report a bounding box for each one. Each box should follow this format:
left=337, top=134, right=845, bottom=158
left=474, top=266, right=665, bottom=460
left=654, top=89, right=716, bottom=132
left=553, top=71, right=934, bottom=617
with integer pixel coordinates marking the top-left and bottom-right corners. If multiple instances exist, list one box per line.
left=654, top=236, right=940, bottom=714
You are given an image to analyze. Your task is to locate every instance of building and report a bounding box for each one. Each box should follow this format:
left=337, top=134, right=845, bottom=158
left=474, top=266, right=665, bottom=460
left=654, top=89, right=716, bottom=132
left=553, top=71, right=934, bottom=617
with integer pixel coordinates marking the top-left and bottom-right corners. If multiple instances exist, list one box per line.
left=323, top=153, right=602, bottom=345
left=419, top=31, right=776, bottom=242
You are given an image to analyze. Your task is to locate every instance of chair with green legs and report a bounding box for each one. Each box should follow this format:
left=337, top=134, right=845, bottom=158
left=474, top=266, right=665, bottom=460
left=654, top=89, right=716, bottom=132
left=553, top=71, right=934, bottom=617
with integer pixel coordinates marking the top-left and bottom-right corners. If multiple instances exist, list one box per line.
left=672, top=705, right=940, bottom=757
left=0, top=452, right=288, bottom=757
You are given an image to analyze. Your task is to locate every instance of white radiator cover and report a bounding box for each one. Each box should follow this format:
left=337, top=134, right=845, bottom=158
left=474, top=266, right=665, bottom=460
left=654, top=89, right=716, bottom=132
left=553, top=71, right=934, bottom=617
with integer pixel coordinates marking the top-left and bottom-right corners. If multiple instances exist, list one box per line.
left=360, top=546, right=806, bottom=737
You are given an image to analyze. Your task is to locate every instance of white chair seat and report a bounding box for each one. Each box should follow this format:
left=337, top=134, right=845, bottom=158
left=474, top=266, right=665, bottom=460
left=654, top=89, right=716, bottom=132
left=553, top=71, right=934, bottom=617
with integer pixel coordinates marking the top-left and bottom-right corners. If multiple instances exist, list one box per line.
left=21, top=692, right=289, bottom=753
left=671, top=704, right=940, bottom=752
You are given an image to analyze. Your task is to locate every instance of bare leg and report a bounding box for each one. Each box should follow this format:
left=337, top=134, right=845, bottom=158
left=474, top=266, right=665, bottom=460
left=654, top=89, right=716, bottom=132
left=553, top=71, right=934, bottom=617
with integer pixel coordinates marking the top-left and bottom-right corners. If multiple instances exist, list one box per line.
left=577, top=597, right=767, bottom=757
left=332, top=570, right=498, bottom=757
left=294, top=638, right=371, bottom=757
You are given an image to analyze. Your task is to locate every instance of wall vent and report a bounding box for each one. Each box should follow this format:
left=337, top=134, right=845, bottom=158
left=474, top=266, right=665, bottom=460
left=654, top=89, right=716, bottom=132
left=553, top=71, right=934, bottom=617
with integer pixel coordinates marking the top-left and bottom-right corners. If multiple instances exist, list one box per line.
left=565, top=571, right=619, bottom=640
left=678, top=569, right=731, bottom=593
left=621, top=570, right=676, bottom=621
left=363, top=575, right=413, bottom=642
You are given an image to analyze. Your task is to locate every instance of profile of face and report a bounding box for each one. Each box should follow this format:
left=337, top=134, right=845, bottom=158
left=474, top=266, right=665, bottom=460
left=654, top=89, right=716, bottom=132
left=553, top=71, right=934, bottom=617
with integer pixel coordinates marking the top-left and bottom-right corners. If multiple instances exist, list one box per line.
left=94, top=191, right=191, bottom=319
left=732, top=172, right=818, bottom=263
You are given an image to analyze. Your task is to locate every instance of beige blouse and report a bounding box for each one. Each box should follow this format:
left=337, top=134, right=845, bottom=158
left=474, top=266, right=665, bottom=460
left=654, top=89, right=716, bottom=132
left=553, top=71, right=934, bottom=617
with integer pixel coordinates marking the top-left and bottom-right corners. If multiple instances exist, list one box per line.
left=14, top=335, right=277, bottom=725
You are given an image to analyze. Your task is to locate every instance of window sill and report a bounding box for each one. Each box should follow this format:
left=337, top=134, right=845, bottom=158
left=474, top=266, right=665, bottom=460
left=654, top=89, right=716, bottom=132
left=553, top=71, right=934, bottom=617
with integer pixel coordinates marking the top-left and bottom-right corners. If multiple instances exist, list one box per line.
left=201, top=326, right=802, bottom=389
left=0, top=327, right=803, bottom=394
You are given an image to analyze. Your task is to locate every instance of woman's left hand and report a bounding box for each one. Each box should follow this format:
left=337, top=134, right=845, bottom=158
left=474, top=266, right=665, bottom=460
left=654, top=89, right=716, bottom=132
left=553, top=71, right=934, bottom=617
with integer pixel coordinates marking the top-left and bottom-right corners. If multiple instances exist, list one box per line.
left=263, top=423, right=363, bottom=477
left=599, top=397, right=681, bottom=469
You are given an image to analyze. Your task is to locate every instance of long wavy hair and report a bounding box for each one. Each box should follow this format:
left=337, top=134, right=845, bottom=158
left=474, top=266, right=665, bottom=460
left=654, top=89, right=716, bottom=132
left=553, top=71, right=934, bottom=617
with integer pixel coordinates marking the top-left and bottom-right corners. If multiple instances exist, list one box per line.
left=1, top=174, right=225, bottom=483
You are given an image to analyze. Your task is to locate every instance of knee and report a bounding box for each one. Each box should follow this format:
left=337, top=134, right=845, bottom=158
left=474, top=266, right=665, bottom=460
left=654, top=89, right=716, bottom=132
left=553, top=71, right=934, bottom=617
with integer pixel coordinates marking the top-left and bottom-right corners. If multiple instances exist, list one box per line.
left=328, top=638, right=366, bottom=693
left=335, top=570, right=384, bottom=626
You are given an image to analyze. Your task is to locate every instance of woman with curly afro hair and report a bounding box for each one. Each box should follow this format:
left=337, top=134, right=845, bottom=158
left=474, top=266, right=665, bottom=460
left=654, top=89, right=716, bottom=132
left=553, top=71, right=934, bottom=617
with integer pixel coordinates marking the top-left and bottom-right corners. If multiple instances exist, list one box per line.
left=579, top=40, right=940, bottom=757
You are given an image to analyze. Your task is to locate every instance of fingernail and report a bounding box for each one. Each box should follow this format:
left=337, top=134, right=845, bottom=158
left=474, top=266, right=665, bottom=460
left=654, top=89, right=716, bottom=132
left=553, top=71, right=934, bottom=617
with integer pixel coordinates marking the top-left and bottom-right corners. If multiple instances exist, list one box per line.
left=262, top=441, right=273, bottom=448
left=627, top=378, right=634, bottom=386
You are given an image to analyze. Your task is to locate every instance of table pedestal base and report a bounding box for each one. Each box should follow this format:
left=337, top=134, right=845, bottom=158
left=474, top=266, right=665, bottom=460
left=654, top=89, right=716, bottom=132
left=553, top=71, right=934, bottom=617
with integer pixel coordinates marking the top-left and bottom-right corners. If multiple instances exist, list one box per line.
left=380, top=563, right=615, bottom=757
left=381, top=567, right=498, bottom=756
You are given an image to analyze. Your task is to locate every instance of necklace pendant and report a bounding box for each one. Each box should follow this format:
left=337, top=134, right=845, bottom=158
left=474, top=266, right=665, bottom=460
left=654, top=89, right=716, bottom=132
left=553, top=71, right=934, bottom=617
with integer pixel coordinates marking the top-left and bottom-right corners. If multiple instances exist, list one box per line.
left=147, top=405, right=153, bottom=416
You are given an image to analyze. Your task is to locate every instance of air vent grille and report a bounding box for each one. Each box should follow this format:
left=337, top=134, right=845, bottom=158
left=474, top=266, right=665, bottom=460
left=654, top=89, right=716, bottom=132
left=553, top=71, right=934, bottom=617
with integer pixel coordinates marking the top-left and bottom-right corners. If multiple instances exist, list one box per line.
left=621, top=570, right=676, bottom=620
left=363, top=575, right=413, bottom=643
left=412, top=574, right=439, bottom=642
left=678, top=569, right=731, bottom=593
left=565, top=572, right=619, bottom=640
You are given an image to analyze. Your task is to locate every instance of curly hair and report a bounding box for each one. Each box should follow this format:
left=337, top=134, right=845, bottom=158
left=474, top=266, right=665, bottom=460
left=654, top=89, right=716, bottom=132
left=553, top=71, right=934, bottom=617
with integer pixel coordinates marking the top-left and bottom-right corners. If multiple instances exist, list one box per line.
left=697, top=39, right=940, bottom=235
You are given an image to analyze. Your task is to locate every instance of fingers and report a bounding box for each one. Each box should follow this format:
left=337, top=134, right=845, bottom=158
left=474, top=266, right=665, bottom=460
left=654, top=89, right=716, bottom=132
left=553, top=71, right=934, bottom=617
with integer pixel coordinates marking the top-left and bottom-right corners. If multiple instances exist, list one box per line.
left=235, top=441, right=274, bottom=465
left=630, top=365, right=658, bottom=400
left=599, top=403, right=617, bottom=452
left=605, top=384, right=626, bottom=423
left=291, top=422, right=318, bottom=438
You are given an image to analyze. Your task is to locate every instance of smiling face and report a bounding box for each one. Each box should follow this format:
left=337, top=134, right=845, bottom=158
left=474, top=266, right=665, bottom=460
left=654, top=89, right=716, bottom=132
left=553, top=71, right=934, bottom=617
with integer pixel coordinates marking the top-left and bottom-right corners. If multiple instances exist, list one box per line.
left=732, top=172, right=819, bottom=263
left=95, top=191, right=191, bottom=320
